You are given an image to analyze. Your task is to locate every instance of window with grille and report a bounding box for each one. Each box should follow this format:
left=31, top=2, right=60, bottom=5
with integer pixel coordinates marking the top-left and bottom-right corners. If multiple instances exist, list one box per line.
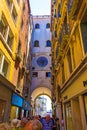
left=46, top=72, right=51, bottom=77
left=46, top=40, right=51, bottom=47
left=34, top=40, right=39, bottom=47
left=32, top=72, right=38, bottom=77
left=67, top=48, right=72, bottom=73
left=35, top=23, right=40, bottom=29
left=46, top=23, right=50, bottom=29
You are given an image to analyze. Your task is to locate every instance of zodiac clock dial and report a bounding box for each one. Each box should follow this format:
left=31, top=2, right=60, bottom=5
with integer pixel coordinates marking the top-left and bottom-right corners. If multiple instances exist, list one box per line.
left=37, top=57, right=48, bottom=67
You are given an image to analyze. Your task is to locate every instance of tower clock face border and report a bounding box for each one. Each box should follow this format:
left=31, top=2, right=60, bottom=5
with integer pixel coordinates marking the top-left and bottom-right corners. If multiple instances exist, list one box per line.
left=37, top=57, right=48, bottom=67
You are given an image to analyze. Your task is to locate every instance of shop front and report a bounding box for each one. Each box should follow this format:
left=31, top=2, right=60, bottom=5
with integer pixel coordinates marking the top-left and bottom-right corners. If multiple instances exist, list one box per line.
left=62, top=70, right=87, bottom=130
left=10, top=93, right=23, bottom=120
left=0, top=82, right=12, bottom=123
left=83, top=93, right=87, bottom=122
left=10, top=93, right=31, bottom=120
left=65, top=102, right=73, bottom=130
left=22, top=99, right=31, bottom=118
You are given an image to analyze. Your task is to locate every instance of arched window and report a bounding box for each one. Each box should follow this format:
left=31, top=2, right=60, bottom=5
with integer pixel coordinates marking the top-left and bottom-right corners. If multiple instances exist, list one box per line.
left=35, top=23, right=40, bottom=29
left=34, top=40, right=39, bottom=47
left=46, top=40, right=51, bottom=47
left=46, top=23, right=50, bottom=29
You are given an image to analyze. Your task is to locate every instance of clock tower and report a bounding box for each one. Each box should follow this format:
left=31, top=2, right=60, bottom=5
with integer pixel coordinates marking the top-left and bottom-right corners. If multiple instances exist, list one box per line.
left=31, top=15, right=52, bottom=93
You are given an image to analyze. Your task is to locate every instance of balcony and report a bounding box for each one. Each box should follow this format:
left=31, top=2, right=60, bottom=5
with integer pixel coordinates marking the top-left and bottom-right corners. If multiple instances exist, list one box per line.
left=61, top=34, right=69, bottom=49
left=53, top=30, right=58, bottom=42
left=60, top=0, right=67, bottom=22
left=57, top=50, right=63, bottom=62
left=21, top=64, right=26, bottom=77
left=69, top=0, right=83, bottom=20
left=15, top=51, right=22, bottom=69
left=16, top=51, right=22, bottom=63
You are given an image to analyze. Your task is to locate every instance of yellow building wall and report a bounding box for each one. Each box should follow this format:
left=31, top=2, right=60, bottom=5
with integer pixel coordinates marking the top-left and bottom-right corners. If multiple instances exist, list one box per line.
left=62, top=70, right=87, bottom=102
left=0, top=0, right=23, bottom=82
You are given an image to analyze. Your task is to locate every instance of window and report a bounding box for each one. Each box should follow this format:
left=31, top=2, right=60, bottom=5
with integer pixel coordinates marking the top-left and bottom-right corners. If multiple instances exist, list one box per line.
left=2, top=59, right=9, bottom=77
left=67, top=48, right=72, bottom=73
left=6, top=0, right=13, bottom=11
left=23, top=3, right=25, bottom=12
left=21, top=19, right=23, bottom=30
left=81, top=22, right=87, bottom=53
left=32, top=72, right=38, bottom=77
left=35, top=23, right=40, bottom=29
left=34, top=40, right=39, bottom=47
left=54, top=30, right=57, bottom=38
left=65, top=102, right=73, bottom=130
left=46, top=23, right=50, bottom=29
left=32, top=67, right=35, bottom=70
left=46, top=40, right=51, bottom=47
left=17, top=41, right=21, bottom=53
left=57, top=3, right=61, bottom=18
left=0, top=51, right=10, bottom=77
left=17, top=68, right=21, bottom=88
left=0, top=14, right=8, bottom=40
left=68, top=0, right=74, bottom=14
left=83, top=94, right=87, bottom=121
left=62, top=63, right=65, bottom=84
left=12, top=5, right=17, bottom=23
left=0, top=13, right=14, bottom=51
left=56, top=46, right=58, bottom=58
left=46, top=72, right=51, bottom=77
left=7, top=28, right=14, bottom=49
left=23, top=53, right=26, bottom=67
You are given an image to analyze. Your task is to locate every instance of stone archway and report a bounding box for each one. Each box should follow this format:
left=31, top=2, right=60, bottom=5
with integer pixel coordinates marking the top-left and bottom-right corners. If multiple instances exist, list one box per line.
left=31, top=87, right=52, bottom=116
left=31, top=87, right=51, bottom=100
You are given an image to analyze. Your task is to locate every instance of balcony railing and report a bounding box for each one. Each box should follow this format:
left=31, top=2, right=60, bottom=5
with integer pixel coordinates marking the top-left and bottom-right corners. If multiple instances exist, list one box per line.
left=69, top=0, right=83, bottom=20
left=15, top=51, right=22, bottom=69
left=61, top=34, right=69, bottom=49
left=16, top=51, right=22, bottom=62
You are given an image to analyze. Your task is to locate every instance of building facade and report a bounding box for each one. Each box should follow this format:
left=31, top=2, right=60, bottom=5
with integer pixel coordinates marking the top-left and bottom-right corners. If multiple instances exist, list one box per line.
left=0, top=0, right=23, bottom=122
left=31, top=15, right=52, bottom=115
left=10, top=0, right=32, bottom=120
left=51, top=0, right=87, bottom=130
left=0, top=0, right=31, bottom=122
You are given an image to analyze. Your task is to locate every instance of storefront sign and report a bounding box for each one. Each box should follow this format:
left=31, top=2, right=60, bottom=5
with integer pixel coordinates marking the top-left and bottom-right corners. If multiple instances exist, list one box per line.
left=22, top=100, right=31, bottom=110
left=11, top=93, right=23, bottom=107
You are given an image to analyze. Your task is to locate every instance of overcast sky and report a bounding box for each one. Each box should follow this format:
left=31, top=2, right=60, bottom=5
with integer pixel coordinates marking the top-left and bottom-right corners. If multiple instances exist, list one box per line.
left=29, top=0, right=51, bottom=15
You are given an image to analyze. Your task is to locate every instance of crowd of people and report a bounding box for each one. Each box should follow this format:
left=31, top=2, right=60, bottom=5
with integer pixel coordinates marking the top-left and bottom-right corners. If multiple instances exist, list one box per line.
left=0, top=114, right=64, bottom=130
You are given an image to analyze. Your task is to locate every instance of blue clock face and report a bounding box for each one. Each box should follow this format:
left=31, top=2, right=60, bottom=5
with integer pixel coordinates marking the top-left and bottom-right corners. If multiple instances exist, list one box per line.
left=37, top=57, right=48, bottom=67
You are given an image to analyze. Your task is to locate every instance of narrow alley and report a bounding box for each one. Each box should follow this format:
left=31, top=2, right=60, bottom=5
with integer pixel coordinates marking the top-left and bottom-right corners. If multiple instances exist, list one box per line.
left=0, top=0, right=87, bottom=130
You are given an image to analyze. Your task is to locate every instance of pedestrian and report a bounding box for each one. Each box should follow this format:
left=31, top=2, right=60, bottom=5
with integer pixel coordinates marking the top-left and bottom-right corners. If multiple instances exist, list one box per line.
left=11, top=118, right=21, bottom=130
left=61, top=120, right=64, bottom=130
left=52, top=115, right=56, bottom=125
left=55, top=118, right=60, bottom=130
left=24, top=119, right=43, bottom=130
left=0, top=123, right=12, bottom=130
left=20, top=117, right=28, bottom=130
left=42, top=114, right=54, bottom=130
